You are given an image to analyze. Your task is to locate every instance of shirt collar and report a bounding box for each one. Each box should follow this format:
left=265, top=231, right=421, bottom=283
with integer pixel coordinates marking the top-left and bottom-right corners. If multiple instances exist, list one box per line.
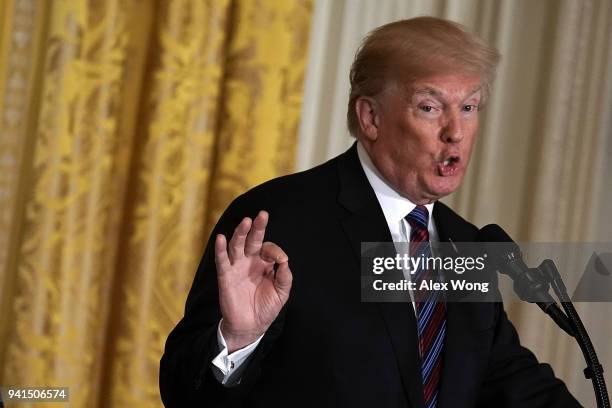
left=356, top=142, right=434, bottom=225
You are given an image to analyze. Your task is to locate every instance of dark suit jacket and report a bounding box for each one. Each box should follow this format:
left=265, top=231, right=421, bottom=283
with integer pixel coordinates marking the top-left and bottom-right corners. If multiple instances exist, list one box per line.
left=160, top=144, right=580, bottom=407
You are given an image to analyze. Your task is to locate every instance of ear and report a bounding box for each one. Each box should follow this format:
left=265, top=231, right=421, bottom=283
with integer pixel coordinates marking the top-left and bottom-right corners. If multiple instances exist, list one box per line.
left=355, top=97, right=380, bottom=141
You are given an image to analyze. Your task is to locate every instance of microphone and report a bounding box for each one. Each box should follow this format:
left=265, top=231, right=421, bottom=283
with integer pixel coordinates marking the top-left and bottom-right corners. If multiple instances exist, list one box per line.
left=477, top=224, right=574, bottom=336
left=478, top=224, right=610, bottom=407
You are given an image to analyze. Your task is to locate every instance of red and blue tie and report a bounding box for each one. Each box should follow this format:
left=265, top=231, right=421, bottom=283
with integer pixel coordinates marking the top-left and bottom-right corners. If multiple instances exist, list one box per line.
left=406, top=205, right=446, bottom=408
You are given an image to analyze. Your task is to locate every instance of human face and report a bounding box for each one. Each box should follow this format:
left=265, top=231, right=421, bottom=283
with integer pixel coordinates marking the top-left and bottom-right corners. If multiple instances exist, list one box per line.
left=360, top=74, right=482, bottom=204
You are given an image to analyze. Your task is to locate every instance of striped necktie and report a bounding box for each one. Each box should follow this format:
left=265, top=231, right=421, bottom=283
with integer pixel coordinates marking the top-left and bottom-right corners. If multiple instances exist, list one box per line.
left=405, top=205, right=446, bottom=408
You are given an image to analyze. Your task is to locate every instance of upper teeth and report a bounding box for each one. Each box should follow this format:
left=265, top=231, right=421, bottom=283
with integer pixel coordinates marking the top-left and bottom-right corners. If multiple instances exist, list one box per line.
left=443, top=159, right=451, bottom=165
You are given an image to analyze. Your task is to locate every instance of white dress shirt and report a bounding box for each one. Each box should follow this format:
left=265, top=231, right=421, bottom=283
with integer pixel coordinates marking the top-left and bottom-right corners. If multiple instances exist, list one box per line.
left=211, top=320, right=264, bottom=385
left=212, top=142, right=439, bottom=385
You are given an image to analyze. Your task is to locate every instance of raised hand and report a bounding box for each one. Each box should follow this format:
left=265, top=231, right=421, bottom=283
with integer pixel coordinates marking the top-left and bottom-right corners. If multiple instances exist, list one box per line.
left=215, top=210, right=292, bottom=353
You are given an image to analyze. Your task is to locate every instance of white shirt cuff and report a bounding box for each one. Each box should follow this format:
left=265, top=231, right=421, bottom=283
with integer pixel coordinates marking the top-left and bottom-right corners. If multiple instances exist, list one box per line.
left=211, top=320, right=264, bottom=385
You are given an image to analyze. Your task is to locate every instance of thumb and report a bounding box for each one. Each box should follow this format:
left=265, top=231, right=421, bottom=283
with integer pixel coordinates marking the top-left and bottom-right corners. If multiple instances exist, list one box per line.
left=274, top=261, right=293, bottom=302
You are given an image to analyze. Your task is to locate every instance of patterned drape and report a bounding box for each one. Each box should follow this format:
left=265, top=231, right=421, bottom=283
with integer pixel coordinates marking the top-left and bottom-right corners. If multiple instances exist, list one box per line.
left=0, top=0, right=312, bottom=407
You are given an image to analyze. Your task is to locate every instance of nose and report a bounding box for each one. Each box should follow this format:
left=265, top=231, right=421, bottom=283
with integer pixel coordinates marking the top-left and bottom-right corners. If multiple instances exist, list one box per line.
left=441, top=112, right=463, bottom=143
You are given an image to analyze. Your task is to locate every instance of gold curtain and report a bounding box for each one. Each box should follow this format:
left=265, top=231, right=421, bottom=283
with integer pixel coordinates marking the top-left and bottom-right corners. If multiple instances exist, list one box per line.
left=0, top=0, right=313, bottom=407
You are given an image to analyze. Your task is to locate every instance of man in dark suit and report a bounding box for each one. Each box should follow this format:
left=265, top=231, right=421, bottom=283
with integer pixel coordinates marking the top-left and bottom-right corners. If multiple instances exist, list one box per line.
left=160, top=17, right=580, bottom=407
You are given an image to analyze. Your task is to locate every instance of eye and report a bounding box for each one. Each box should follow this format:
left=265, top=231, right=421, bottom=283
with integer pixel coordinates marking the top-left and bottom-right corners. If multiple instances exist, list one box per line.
left=419, top=105, right=436, bottom=113
left=462, top=104, right=479, bottom=112
left=416, top=101, right=442, bottom=116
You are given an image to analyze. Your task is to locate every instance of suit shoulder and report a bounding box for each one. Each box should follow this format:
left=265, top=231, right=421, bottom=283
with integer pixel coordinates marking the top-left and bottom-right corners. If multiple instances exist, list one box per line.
left=222, top=155, right=341, bottom=218
left=253, top=156, right=338, bottom=197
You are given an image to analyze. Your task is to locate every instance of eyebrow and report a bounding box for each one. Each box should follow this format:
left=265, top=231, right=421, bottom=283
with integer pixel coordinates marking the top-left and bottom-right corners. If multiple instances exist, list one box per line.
left=412, top=86, right=482, bottom=102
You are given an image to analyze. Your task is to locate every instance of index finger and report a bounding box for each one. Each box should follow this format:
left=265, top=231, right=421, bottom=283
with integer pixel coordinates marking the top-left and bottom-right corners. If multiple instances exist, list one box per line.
left=261, top=241, right=289, bottom=264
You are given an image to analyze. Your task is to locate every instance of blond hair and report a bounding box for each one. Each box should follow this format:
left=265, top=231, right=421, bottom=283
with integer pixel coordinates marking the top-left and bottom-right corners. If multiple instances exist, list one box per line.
left=347, top=17, right=501, bottom=137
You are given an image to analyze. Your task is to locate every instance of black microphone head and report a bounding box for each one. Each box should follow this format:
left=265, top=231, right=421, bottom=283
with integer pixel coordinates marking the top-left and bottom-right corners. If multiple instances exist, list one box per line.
left=477, top=224, right=515, bottom=244
left=478, top=226, right=557, bottom=305
left=477, top=224, right=522, bottom=272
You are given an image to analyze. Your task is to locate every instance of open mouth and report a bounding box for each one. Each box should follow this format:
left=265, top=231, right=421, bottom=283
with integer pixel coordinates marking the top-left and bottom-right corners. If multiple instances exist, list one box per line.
left=437, top=156, right=460, bottom=176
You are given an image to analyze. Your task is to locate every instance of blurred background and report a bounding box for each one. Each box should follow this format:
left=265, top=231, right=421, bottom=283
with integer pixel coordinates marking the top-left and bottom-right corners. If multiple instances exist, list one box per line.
left=0, top=0, right=610, bottom=407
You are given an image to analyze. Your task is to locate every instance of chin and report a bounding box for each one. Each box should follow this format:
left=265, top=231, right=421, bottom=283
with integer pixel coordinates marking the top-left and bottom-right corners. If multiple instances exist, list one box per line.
left=428, top=178, right=462, bottom=198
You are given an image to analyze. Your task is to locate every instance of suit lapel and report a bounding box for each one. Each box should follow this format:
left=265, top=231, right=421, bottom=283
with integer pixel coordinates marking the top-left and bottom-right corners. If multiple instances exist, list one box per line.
left=336, top=144, right=425, bottom=408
